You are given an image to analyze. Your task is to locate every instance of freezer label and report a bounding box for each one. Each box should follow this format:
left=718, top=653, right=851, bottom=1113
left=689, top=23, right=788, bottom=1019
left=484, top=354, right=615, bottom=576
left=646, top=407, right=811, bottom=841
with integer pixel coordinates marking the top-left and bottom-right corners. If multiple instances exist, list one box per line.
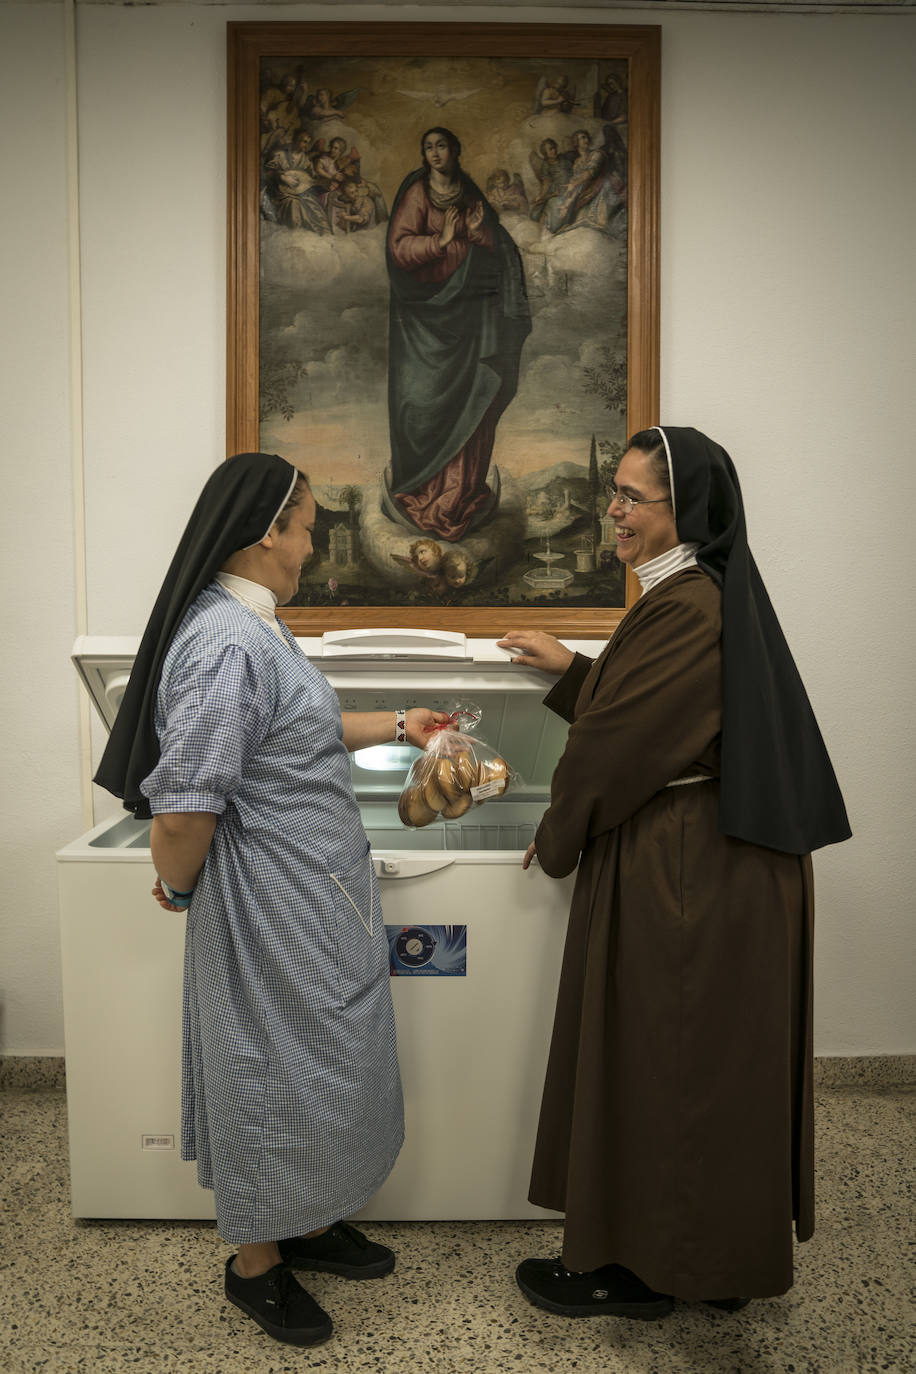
left=386, top=925, right=466, bottom=976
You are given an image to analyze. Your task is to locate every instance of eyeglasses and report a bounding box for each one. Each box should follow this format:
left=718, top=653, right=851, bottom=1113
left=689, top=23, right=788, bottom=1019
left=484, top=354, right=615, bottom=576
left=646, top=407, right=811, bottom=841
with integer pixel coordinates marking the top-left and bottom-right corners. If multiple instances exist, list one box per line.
left=607, top=484, right=671, bottom=515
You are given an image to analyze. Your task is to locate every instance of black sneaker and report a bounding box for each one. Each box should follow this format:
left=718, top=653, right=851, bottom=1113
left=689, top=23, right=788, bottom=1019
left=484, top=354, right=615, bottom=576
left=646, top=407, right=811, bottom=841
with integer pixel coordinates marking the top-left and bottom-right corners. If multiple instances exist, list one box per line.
left=279, top=1220, right=395, bottom=1279
left=224, top=1256, right=333, bottom=1346
left=516, top=1257, right=673, bottom=1320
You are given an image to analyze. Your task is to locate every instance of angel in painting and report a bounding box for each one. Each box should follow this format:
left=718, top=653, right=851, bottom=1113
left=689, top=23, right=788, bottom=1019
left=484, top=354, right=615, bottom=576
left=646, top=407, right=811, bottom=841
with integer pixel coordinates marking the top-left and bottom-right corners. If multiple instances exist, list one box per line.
left=551, top=129, right=626, bottom=238
left=264, top=130, right=331, bottom=234
left=528, top=137, right=574, bottom=233
left=305, top=86, right=360, bottom=129
left=533, top=74, right=575, bottom=116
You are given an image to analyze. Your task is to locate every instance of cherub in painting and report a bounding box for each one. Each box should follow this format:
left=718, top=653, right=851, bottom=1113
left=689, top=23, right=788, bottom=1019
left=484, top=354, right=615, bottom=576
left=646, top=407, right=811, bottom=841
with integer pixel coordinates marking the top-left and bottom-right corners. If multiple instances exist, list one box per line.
left=440, top=549, right=477, bottom=590
left=335, top=179, right=376, bottom=233
left=391, top=538, right=445, bottom=585
left=305, top=86, right=360, bottom=128
left=485, top=169, right=529, bottom=216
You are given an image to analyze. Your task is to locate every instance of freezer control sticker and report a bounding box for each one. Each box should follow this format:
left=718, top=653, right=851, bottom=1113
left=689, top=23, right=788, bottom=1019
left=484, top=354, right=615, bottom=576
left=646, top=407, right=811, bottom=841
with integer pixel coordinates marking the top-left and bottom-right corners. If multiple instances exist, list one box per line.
left=387, top=925, right=466, bottom=977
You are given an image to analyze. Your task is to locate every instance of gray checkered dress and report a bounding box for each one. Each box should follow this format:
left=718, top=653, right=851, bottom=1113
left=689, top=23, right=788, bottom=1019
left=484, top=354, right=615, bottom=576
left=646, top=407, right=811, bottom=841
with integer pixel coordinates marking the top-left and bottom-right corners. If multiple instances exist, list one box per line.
left=142, top=583, right=404, bottom=1243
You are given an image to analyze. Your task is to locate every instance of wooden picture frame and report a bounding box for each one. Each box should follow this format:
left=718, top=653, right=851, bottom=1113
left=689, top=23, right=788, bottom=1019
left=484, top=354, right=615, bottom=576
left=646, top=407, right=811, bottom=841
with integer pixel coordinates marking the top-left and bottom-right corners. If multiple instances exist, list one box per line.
left=228, top=22, right=660, bottom=638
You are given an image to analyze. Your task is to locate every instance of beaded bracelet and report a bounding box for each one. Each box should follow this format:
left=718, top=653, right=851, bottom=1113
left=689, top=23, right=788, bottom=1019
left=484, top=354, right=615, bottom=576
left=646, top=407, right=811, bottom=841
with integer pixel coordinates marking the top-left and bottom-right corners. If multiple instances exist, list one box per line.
left=395, top=709, right=407, bottom=744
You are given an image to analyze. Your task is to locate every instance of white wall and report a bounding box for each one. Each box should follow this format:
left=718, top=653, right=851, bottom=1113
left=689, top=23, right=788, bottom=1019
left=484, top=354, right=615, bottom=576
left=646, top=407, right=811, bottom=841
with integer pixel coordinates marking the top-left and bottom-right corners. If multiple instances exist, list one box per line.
left=0, top=3, right=83, bottom=1054
left=2, top=2, right=914, bottom=1055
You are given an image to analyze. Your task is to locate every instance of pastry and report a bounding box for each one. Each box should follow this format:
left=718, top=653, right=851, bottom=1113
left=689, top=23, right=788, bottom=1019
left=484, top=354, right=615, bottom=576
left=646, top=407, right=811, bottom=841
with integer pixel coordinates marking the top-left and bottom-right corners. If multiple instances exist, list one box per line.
left=436, top=757, right=462, bottom=802
left=454, top=751, right=476, bottom=792
left=398, top=786, right=437, bottom=828
left=486, top=755, right=510, bottom=793
left=473, top=754, right=509, bottom=795
left=421, top=770, right=448, bottom=813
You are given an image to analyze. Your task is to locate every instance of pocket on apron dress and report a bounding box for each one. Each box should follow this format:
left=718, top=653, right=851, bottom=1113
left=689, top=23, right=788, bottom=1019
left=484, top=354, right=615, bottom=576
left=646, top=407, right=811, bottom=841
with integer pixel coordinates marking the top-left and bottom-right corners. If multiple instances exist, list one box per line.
left=329, top=845, right=388, bottom=1006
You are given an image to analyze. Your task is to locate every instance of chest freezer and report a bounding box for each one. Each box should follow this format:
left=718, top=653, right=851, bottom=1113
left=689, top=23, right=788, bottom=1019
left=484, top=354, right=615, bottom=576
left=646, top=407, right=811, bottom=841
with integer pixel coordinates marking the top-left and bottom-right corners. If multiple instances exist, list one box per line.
left=58, top=627, right=598, bottom=1222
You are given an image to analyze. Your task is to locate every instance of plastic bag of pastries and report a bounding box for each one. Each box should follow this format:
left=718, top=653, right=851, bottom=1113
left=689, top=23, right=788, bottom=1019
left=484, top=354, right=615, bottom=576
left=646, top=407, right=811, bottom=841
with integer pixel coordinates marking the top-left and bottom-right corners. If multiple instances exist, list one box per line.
left=396, top=705, right=518, bottom=828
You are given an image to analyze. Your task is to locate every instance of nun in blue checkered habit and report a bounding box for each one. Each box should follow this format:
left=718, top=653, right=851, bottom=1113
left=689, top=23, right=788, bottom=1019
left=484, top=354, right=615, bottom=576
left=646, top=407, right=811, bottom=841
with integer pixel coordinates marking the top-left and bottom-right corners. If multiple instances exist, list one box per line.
left=95, top=453, right=412, bottom=1344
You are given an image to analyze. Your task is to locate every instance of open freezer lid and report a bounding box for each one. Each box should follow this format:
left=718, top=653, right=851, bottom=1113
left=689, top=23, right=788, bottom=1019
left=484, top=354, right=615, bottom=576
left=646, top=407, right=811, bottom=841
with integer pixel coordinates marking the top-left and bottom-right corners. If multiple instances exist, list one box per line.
left=71, top=631, right=600, bottom=789
left=72, top=629, right=603, bottom=711
left=71, top=636, right=140, bottom=732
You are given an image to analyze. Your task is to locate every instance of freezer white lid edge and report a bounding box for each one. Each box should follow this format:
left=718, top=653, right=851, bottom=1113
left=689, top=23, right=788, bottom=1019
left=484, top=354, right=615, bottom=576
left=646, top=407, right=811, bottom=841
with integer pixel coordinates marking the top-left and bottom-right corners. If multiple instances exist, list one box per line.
left=299, top=635, right=605, bottom=663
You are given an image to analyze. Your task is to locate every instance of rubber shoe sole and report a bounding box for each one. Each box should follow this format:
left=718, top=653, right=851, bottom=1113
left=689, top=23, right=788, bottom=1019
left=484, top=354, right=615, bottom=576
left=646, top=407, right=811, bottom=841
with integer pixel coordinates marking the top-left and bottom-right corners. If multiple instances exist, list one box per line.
left=225, top=1284, right=333, bottom=1347
left=516, top=1270, right=673, bottom=1321
left=224, top=1259, right=333, bottom=1347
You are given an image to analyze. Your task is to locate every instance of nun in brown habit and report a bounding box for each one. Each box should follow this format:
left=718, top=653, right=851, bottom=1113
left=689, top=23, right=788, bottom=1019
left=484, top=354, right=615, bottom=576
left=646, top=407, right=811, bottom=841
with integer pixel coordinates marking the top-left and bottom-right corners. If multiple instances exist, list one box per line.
left=498, top=426, right=850, bottom=1319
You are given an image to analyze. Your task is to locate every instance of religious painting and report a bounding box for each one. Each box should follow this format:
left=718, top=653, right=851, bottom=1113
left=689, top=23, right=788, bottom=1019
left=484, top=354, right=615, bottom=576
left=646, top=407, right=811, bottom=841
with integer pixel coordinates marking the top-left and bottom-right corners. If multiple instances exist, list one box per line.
left=228, top=23, right=660, bottom=636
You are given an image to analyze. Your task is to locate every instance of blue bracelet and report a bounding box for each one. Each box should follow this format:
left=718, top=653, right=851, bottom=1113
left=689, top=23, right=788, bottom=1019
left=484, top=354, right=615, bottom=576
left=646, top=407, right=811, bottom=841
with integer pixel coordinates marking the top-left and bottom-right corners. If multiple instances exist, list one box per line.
left=161, top=880, right=195, bottom=909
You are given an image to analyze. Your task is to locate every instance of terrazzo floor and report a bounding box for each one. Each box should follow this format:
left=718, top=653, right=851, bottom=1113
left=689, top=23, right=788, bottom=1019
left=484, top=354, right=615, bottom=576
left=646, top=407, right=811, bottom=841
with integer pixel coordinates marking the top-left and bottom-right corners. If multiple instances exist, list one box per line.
left=1, top=1080, right=914, bottom=1374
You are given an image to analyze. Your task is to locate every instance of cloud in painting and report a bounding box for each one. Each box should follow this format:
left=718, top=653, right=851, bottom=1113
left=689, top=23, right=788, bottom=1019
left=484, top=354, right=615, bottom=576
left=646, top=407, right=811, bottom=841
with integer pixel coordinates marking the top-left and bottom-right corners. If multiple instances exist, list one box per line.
left=261, top=221, right=389, bottom=319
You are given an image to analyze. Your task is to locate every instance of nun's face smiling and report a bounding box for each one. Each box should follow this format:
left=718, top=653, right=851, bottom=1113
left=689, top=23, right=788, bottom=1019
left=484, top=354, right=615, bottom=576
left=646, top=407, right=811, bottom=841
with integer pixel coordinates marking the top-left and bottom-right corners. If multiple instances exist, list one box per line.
left=268, top=490, right=316, bottom=603
left=608, top=449, right=679, bottom=569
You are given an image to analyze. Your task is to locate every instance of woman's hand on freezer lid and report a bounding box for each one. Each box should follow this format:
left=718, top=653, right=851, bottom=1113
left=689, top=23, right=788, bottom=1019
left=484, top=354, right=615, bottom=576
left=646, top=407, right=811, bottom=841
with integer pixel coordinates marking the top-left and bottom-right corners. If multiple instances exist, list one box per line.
left=522, top=841, right=539, bottom=871
left=496, top=631, right=575, bottom=676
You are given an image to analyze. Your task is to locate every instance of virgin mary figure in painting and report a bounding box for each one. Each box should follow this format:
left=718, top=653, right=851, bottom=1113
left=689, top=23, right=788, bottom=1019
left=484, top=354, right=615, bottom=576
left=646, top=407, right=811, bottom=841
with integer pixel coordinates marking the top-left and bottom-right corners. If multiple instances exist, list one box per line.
left=385, top=127, right=531, bottom=543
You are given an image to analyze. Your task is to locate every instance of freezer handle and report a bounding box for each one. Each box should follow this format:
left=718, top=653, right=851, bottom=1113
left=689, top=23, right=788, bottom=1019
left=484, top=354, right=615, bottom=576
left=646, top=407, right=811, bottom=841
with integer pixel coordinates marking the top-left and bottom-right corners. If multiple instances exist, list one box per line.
left=372, top=856, right=456, bottom=880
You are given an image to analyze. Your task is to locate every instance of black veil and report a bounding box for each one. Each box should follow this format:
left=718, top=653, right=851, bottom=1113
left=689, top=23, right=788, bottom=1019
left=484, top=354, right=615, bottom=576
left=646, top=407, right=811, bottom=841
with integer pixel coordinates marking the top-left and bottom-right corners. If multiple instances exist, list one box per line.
left=657, top=426, right=850, bottom=854
left=94, top=452, right=298, bottom=818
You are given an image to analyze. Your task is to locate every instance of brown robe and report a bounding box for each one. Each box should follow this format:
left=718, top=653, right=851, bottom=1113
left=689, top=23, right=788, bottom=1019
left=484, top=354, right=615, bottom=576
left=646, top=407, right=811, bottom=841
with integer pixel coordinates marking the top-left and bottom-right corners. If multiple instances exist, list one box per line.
left=529, top=568, right=814, bottom=1301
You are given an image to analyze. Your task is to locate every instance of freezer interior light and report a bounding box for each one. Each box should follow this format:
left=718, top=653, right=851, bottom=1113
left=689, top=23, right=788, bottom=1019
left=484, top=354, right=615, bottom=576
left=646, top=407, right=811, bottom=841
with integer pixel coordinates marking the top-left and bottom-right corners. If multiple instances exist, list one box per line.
left=354, top=745, right=422, bottom=772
